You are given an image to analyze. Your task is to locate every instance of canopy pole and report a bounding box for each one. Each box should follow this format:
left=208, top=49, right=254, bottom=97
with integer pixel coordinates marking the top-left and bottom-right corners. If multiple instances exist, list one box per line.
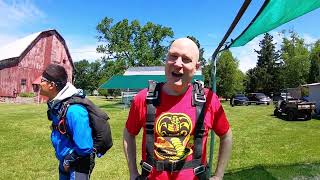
left=208, top=0, right=252, bottom=178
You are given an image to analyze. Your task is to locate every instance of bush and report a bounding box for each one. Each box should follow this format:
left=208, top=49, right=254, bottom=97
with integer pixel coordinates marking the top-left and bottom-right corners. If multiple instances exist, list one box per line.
left=19, top=92, right=36, bottom=97
left=98, top=89, right=109, bottom=97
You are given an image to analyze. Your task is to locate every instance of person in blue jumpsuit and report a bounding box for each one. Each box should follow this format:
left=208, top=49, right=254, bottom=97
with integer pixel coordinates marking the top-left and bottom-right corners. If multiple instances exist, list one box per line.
left=40, top=64, right=95, bottom=180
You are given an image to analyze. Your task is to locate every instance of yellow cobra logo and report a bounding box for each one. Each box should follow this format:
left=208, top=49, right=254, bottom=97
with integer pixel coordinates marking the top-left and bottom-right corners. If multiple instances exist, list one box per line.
left=154, top=113, right=194, bottom=162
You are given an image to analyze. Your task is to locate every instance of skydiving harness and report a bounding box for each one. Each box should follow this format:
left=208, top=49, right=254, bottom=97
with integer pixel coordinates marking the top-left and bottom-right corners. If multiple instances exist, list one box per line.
left=50, top=96, right=113, bottom=157
left=139, top=80, right=208, bottom=180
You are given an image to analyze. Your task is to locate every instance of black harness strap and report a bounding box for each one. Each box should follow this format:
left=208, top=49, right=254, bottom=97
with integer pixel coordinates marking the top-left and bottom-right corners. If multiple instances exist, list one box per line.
left=140, top=80, right=207, bottom=180
left=192, top=80, right=207, bottom=179
left=140, top=80, right=161, bottom=179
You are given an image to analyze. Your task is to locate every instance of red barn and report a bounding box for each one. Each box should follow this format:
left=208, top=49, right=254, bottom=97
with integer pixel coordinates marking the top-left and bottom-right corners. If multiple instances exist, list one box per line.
left=0, top=29, right=74, bottom=102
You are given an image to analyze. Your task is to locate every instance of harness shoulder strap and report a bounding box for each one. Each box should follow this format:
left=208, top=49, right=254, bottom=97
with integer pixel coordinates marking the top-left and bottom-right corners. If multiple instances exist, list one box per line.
left=51, top=97, right=73, bottom=136
left=140, top=80, right=161, bottom=178
left=192, top=80, right=207, bottom=179
left=192, top=80, right=206, bottom=158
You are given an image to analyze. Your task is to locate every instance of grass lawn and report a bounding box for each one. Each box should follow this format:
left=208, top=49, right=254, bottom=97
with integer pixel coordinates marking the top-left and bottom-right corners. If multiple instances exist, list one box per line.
left=0, top=97, right=319, bottom=179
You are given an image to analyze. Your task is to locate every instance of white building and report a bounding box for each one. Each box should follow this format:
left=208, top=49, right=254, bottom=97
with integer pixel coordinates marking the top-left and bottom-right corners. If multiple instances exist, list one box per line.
left=302, top=83, right=320, bottom=113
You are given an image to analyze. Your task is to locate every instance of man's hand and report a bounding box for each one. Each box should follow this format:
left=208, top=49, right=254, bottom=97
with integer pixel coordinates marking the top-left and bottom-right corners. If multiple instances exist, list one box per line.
left=63, top=163, right=70, bottom=172
left=210, top=176, right=222, bottom=180
left=123, top=128, right=140, bottom=180
left=63, top=151, right=79, bottom=173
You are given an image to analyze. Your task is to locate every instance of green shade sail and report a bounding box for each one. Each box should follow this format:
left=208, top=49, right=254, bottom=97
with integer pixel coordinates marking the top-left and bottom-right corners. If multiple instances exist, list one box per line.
left=231, top=0, right=320, bottom=47
left=100, top=75, right=204, bottom=89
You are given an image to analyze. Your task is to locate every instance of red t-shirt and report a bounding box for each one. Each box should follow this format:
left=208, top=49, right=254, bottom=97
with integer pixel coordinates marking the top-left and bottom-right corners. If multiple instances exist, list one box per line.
left=126, top=84, right=230, bottom=180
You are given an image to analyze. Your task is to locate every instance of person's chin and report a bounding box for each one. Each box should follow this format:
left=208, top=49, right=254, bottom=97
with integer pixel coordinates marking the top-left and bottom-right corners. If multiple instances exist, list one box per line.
left=173, top=81, right=183, bottom=87
left=167, top=79, right=183, bottom=86
left=170, top=81, right=187, bottom=91
left=39, top=90, right=46, bottom=96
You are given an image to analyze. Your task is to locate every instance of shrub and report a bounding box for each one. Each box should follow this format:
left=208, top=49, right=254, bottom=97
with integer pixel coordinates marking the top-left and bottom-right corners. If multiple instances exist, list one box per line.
left=19, top=92, right=36, bottom=97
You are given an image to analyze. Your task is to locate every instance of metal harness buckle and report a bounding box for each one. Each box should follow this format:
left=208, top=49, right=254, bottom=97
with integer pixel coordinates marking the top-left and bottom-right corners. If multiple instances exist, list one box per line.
left=193, top=165, right=206, bottom=176
left=141, top=161, right=153, bottom=173
left=146, top=91, right=159, bottom=100
left=194, top=93, right=206, bottom=103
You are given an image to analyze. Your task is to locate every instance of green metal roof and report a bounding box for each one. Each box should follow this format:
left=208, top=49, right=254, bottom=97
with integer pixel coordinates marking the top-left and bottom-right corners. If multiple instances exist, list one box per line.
left=100, top=75, right=204, bottom=89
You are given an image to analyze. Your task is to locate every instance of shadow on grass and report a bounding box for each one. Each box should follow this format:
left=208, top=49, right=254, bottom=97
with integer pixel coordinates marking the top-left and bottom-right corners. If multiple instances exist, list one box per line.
left=224, top=165, right=276, bottom=180
left=312, top=115, right=320, bottom=120
left=223, top=162, right=320, bottom=180
left=269, top=113, right=313, bottom=122
left=99, top=102, right=128, bottom=109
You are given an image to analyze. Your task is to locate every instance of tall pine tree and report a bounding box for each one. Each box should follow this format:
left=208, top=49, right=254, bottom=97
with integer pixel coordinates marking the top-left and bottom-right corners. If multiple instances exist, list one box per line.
left=252, top=33, right=282, bottom=95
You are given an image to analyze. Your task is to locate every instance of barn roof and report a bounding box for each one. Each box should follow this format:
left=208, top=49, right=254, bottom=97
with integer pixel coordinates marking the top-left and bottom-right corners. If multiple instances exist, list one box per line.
left=0, top=31, right=42, bottom=61
left=0, top=29, right=73, bottom=69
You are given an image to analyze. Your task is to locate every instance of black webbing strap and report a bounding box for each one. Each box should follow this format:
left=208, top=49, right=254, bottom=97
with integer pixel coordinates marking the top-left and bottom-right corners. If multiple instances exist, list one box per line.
left=192, top=80, right=207, bottom=179
left=140, top=80, right=161, bottom=180
left=154, top=159, right=202, bottom=172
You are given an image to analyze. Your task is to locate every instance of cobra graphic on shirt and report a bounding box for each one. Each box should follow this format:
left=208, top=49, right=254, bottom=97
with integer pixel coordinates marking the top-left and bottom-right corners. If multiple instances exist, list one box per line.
left=154, top=112, right=194, bottom=162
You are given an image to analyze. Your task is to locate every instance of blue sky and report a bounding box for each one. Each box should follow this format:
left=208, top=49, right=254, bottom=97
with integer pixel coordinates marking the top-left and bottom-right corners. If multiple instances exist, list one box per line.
left=1, top=0, right=320, bottom=72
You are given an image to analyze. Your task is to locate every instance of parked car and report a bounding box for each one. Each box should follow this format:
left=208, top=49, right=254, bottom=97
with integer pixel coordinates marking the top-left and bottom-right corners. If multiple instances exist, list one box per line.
left=247, top=93, right=272, bottom=105
left=230, top=94, right=249, bottom=107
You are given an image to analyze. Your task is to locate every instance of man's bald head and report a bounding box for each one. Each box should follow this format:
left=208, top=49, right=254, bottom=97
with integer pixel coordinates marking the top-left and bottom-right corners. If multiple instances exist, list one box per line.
left=164, top=37, right=201, bottom=94
left=169, top=38, right=200, bottom=62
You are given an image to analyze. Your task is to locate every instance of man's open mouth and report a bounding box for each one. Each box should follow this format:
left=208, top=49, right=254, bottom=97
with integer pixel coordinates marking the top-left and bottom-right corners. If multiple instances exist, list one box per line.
left=172, top=72, right=183, bottom=77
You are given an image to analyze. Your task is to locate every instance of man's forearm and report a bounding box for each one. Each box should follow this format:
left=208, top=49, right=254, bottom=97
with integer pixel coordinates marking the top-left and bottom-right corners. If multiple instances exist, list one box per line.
left=214, top=129, right=232, bottom=178
left=123, top=128, right=139, bottom=175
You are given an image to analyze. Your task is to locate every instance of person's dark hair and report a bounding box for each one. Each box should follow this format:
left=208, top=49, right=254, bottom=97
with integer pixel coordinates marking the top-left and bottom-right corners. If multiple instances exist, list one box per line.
left=42, top=64, right=68, bottom=91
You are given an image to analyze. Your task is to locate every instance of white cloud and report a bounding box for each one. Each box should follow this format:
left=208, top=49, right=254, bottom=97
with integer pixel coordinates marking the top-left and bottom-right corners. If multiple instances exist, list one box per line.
left=0, top=0, right=45, bottom=30
left=230, top=36, right=261, bottom=73
left=302, top=33, right=318, bottom=45
left=0, top=33, right=19, bottom=46
left=0, top=0, right=46, bottom=48
left=69, top=45, right=104, bottom=62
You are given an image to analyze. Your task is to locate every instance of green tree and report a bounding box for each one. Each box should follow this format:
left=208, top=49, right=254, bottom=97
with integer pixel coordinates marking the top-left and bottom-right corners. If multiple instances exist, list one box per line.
left=216, top=50, right=244, bottom=99
left=253, top=33, right=282, bottom=95
left=96, top=17, right=174, bottom=74
left=281, top=31, right=310, bottom=88
left=74, top=60, right=103, bottom=94
left=186, top=35, right=211, bottom=87
left=308, top=40, right=320, bottom=83
left=245, top=68, right=257, bottom=93
left=202, top=62, right=212, bottom=88
left=186, top=36, right=206, bottom=67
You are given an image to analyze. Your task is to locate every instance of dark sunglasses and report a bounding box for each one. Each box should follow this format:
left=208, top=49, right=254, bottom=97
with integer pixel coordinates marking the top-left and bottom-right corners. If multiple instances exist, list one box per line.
left=41, top=77, right=51, bottom=83
left=41, top=77, right=56, bottom=86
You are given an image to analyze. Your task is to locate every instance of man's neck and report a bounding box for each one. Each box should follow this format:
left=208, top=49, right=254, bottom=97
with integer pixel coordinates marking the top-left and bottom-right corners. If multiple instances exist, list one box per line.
left=163, top=83, right=189, bottom=96
left=48, top=91, right=58, bottom=101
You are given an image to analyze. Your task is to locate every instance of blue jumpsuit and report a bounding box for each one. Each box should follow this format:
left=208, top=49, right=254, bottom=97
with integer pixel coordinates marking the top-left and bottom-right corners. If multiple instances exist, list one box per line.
left=48, top=103, right=94, bottom=180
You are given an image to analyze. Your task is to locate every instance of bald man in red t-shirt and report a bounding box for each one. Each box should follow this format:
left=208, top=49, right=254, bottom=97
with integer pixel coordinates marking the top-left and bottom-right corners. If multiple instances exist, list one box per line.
left=123, top=38, right=232, bottom=180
